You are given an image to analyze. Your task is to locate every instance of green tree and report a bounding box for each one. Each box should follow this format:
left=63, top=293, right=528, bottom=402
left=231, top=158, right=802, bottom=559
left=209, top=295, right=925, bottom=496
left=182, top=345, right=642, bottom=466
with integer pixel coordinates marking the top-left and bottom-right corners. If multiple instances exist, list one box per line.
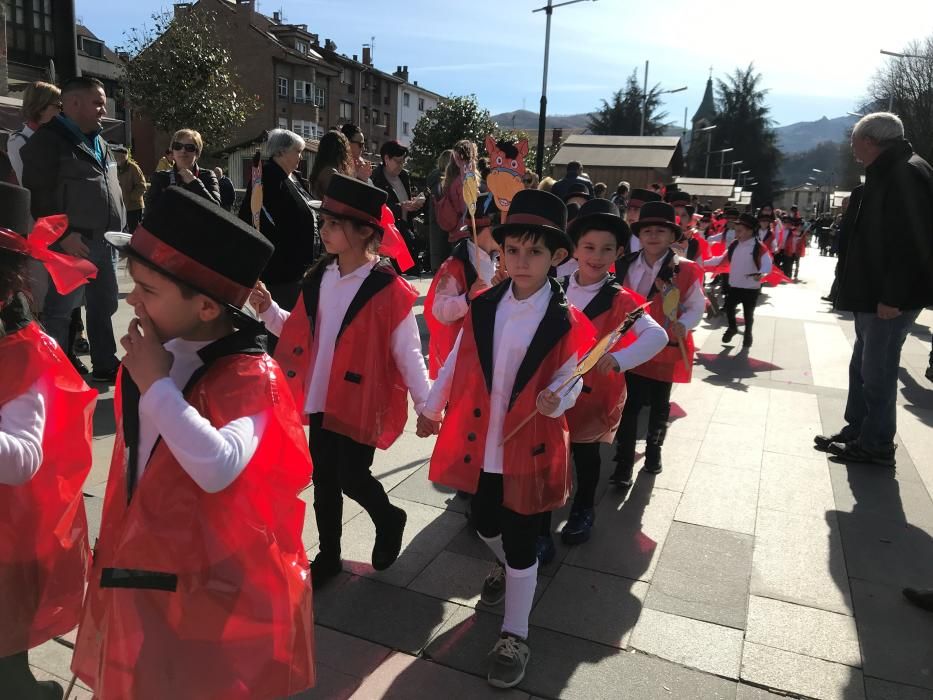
left=408, top=95, right=498, bottom=177
left=120, top=10, right=259, bottom=152
left=587, top=70, right=669, bottom=136
left=708, top=64, right=780, bottom=204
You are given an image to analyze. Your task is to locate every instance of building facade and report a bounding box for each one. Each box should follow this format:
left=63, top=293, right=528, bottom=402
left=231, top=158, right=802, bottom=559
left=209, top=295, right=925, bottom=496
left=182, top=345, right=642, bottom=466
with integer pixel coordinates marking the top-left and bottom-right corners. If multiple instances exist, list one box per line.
left=391, top=65, right=441, bottom=147
left=76, top=24, right=129, bottom=144
left=3, top=0, right=77, bottom=88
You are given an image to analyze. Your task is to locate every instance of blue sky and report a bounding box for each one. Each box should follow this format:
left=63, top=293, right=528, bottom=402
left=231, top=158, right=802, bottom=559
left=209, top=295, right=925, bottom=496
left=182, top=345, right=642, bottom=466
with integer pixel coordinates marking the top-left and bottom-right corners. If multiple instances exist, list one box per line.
left=76, top=0, right=933, bottom=127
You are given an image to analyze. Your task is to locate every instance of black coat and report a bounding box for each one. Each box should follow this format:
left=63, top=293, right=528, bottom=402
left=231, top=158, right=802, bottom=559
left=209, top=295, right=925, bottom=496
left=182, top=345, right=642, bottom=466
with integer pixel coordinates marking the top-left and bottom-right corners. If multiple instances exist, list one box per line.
left=218, top=175, right=236, bottom=211
left=238, top=159, right=317, bottom=285
left=835, top=140, right=933, bottom=312
left=146, top=166, right=221, bottom=213
left=371, top=165, right=414, bottom=233
left=550, top=173, right=595, bottom=201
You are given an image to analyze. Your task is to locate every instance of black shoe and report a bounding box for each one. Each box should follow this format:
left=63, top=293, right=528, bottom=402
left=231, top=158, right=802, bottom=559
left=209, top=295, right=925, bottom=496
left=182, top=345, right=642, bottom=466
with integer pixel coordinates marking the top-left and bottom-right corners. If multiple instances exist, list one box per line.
left=903, top=587, right=933, bottom=612
left=821, top=295, right=834, bottom=303
left=560, top=508, right=595, bottom=545
left=742, top=332, right=753, bottom=348
left=372, top=505, right=407, bottom=571
left=68, top=353, right=90, bottom=375
left=73, top=336, right=90, bottom=355
left=536, top=534, right=556, bottom=566
left=827, top=440, right=896, bottom=467
left=926, top=364, right=933, bottom=382
left=91, top=366, right=119, bottom=384
left=309, top=552, right=342, bottom=590
left=814, top=430, right=856, bottom=452
left=644, top=443, right=663, bottom=474
left=38, top=680, right=64, bottom=700
left=609, top=463, right=634, bottom=487
left=722, top=327, right=738, bottom=343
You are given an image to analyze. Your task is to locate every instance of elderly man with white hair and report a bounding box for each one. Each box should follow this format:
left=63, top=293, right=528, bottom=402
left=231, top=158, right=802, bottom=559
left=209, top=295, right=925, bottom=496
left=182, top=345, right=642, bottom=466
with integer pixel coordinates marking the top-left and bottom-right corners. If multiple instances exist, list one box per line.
left=814, top=112, right=933, bottom=466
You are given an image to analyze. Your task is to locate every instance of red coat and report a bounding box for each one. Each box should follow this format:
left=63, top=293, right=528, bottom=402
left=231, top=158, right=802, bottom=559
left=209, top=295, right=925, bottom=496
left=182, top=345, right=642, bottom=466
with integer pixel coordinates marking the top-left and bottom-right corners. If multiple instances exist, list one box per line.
left=620, top=251, right=704, bottom=384
left=0, top=321, right=95, bottom=657
left=276, top=259, right=419, bottom=449
left=565, top=281, right=645, bottom=444
left=424, top=241, right=477, bottom=379
left=72, top=340, right=315, bottom=700
left=429, top=280, right=594, bottom=515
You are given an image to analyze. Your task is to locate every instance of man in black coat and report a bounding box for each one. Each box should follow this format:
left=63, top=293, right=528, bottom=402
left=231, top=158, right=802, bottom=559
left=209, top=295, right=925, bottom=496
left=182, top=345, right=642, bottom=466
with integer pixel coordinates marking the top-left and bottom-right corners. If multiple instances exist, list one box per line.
left=371, top=141, right=425, bottom=272
left=550, top=160, right=594, bottom=201
left=815, top=113, right=933, bottom=466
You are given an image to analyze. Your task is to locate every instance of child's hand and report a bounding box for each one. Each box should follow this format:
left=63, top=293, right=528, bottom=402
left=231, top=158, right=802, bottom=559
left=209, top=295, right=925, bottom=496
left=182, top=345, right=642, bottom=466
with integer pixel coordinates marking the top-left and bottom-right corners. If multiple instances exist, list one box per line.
left=536, top=389, right=561, bottom=416
left=467, top=278, right=490, bottom=300
left=595, top=354, right=620, bottom=375
left=249, top=281, right=272, bottom=314
left=491, top=266, right=510, bottom=286
left=416, top=413, right=441, bottom=437
left=120, top=312, right=172, bottom=394
left=671, top=321, right=687, bottom=340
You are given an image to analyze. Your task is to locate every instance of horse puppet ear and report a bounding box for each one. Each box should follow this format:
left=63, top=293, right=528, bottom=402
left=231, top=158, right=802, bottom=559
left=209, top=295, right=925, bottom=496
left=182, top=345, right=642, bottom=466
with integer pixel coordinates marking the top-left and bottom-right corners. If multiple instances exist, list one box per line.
left=516, top=139, right=529, bottom=160
left=484, top=135, right=497, bottom=157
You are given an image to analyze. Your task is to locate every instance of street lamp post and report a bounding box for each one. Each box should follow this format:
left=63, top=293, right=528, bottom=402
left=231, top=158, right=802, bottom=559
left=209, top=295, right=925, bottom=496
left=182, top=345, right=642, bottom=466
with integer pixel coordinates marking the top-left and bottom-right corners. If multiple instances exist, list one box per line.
left=712, top=147, right=733, bottom=178
left=879, top=49, right=926, bottom=111
left=729, top=160, right=743, bottom=179
left=700, top=124, right=717, bottom=178
left=533, top=0, right=598, bottom=177
left=638, top=59, right=686, bottom=136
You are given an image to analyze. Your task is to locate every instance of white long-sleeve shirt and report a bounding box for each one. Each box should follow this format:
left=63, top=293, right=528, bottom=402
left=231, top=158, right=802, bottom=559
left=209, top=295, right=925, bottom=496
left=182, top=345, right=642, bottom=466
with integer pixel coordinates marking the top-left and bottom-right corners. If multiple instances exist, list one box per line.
left=0, top=377, right=47, bottom=486
left=136, top=338, right=266, bottom=494
left=705, top=238, right=773, bottom=290
left=261, top=259, right=431, bottom=415
left=565, top=274, right=669, bottom=371
left=431, top=242, right=497, bottom=325
left=623, top=252, right=706, bottom=331
left=424, top=281, right=583, bottom=475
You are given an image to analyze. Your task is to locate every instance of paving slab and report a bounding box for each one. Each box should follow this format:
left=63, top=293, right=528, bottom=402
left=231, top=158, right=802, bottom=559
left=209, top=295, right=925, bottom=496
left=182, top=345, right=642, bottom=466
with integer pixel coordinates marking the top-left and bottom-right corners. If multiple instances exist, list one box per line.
left=389, top=462, right=468, bottom=513
left=764, top=389, right=826, bottom=459
left=835, top=512, right=933, bottom=590
left=313, top=625, right=393, bottom=680
left=745, top=595, right=862, bottom=668
left=31, top=666, right=93, bottom=699
left=864, top=677, right=933, bottom=700
left=711, top=385, right=771, bottom=427
left=563, top=477, right=680, bottom=582
left=697, top=421, right=765, bottom=471
left=644, top=521, right=753, bottom=629
left=28, top=638, right=87, bottom=691
left=444, top=525, right=497, bottom=562
left=758, top=451, right=835, bottom=518
left=736, top=685, right=798, bottom=699
left=804, top=321, right=852, bottom=390
left=896, top=403, right=933, bottom=498
left=529, top=564, right=648, bottom=649
left=314, top=574, right=461, bottom=655
left=629, top=607, right=744, bottom=678
left=829, top=461, right=933, bottom=530
left=339, top=498, right=466, bottom=587
left=741, top=641, right=865, bottom=700
left=674, top=461, right=760, bottom=535
left=751, top=508, right=853, bottom=615
left=649, top=436, right=702, bottom=492
left=288, top=665, right=362, bottom=700
left=769, top=317, right=815, bottom=386
left=850, top=579, right=933, bottom=691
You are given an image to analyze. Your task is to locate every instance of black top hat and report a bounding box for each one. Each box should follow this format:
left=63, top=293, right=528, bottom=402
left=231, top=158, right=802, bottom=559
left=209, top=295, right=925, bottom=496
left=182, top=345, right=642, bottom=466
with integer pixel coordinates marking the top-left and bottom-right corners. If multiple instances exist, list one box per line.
left=380, top=140, right=409, bottom=159
left=108, top=186, right=273, bottom=311
left=566, top=202, right=581, bottom=222
left=314, top=173, right=387, bottom=232
left=665, top=189, right=691, bottom=207
left=563, top=181, right=592, bottom=203
left=493, top=188, right=572, bottom=252
left=723, top=207, right=740, bottom=218
left=736, top=213, right=758, bottom=231
left=626, top=188, right=662, bottom=208
left=568, top=198, right=630, bottom=246
left=756, top=209, right=775, bottom=221
left=699, top=209, right=713, bottom=221
left=632, top=201, right=681, bottom=238
left=0, top=182, right=32, bottom=237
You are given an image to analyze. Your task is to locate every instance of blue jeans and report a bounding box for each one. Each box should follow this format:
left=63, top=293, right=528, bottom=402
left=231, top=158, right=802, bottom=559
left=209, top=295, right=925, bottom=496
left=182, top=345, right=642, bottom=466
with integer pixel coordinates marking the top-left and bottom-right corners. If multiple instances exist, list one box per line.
left=42, top=237, right=119, bottom=372
left=843, top=309, right=921, bottom=450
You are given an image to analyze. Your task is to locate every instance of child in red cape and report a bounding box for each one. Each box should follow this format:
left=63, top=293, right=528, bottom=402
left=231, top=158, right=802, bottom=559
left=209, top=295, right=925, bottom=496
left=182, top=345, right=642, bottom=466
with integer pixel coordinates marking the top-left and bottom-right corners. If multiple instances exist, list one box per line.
left=0, top=182, right=96, bottom=700
left=251, top=174, right=431, bottom=590
left=72, top=187, right=315, bottom=700
left=416, top=189, right=594, bottom=689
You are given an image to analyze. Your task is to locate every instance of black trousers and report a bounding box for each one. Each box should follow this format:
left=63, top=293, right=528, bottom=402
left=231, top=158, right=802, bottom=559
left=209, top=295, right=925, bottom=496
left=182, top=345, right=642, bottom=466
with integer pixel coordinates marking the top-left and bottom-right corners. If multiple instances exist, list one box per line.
left=615, top=372, right=673, bottom=468
left=308, top=413, right=393, bottom=560
left=540, top=441, right=602, bottom=535
left=724, top=286, right=760, bottom=335
left=472, top=472, right=540, bottom=570
left=781, top=253, right=798, bottom=278
left=0, top=651, right=43, bottom=698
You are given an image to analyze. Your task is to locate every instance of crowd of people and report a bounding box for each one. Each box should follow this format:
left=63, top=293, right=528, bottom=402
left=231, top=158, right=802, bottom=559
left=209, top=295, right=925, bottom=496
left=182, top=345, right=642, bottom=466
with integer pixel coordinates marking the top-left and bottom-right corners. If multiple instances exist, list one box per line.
left=1, top=72, right=932, bottom=699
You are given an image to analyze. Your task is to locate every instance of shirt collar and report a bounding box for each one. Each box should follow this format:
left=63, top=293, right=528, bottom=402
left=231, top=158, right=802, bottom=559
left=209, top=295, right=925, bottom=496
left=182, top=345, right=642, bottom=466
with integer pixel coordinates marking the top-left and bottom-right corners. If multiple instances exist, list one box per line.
left=504, top=278, right=552, bottom=309
left=570, top=271, right=608, bottom=292
left=327, top=258, right=378, bottom=280
left=636, top=251, right=666, bottom=271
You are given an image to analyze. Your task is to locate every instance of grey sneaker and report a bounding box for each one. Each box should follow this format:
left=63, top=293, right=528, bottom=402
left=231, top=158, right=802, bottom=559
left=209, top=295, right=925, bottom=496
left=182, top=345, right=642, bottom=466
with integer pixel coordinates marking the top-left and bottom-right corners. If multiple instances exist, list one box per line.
left=480, top=561, right=506, bottom=606
left=487, top=633, right=531, bottom=689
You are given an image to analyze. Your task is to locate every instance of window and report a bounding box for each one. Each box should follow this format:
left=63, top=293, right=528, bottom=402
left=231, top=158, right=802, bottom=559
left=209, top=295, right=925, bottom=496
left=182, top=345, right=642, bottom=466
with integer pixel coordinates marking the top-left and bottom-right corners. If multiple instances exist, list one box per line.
left=292, top=120, right=316, bottom=139
left=418, top=97, right=425, bottom=111
left=362, top=107, right=369, bottom=123
left=383, top=112, right=390, bottom=134
left=7, top=0, right=53, bottom=58
left=403, top=122, right=409, bottom=136
left=294, top=40, right=307, bottom=53
left=80, top=36, right=103, bottom=58
left=403, top=92, right=410, bottom=107
left=277, top=77, right=288, bottom=98
left=339, top=101, right=353, bottom=121
left=793, top=191, right=800, bottom=205
left=278, top=117, right=288, bottom=129
left=293, top=80, right=314, bottom=103
left=314, top=86, right=325, bottom=108
left=384, top=95, right=390, bottom=105
left=340, top=67, right=350, bottom=84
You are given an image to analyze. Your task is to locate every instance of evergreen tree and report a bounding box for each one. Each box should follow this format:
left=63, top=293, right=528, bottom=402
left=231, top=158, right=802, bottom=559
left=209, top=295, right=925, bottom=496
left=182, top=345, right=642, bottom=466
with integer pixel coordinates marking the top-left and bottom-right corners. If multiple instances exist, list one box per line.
left=587, top=70, right=669, bottom=136
left=408, top=95, right=498, bottom=177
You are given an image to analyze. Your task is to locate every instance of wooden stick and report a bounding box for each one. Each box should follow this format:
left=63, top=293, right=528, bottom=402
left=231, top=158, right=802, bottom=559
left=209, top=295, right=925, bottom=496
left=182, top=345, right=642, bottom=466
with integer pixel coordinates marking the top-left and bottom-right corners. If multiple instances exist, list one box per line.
left=63, top=674, right=77, bottom=700
left=470, top=211, right=478, bottom=249
left=677, top=336, right=690, bottom=372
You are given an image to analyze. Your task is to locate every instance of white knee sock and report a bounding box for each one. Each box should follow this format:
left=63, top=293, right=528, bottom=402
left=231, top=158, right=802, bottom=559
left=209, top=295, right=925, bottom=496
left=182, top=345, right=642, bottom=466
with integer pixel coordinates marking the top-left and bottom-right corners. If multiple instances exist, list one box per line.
left=479, top=533, right=507, bottom=564
left=502, top=562, right=538, bottom=640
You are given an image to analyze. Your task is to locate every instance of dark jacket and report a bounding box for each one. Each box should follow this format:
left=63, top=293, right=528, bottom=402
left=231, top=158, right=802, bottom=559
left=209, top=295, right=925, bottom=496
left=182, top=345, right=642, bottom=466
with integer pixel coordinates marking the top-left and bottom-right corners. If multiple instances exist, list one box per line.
left=218, top=175, right=236, bottom=211
left=146, top=166, right=221, bottom=213
left=20, top=116, right=125, bottom=237
left=237, top=159, right=317, bottom=285
left=835, top=140, right=933, bottom=312
left=550, top=172, right=595, bottom=201
left=372, top=165, right=414, bottom=234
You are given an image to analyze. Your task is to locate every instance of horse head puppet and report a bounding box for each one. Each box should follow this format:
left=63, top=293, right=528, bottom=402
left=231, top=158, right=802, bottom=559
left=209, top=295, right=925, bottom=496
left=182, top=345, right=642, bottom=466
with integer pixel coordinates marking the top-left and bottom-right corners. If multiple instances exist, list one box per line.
left=484, top=135, right=528, bottom=214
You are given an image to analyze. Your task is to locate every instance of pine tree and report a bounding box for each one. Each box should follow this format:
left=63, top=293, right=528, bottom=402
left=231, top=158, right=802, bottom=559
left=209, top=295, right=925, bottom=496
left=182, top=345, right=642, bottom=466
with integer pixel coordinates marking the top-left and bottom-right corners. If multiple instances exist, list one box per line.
left=587, top=70, right=669, bottom=136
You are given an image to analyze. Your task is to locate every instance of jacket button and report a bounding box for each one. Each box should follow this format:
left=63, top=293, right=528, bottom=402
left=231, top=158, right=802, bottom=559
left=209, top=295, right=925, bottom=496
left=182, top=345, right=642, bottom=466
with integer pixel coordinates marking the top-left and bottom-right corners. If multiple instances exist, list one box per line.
left=293, top=347, right=303, bottom=355
left=473, top=408, right=482, bottom=418
left=286, top=370, right=297, bottom=378
left=464, top=455, right=472, bottom=464
left=467, top=433, right=476, bottom=441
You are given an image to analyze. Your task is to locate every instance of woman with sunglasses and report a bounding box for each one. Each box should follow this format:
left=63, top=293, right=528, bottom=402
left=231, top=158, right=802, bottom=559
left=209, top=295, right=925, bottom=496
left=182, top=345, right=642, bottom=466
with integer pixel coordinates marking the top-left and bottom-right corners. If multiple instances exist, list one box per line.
left=145, top=129, right=221, bottom=213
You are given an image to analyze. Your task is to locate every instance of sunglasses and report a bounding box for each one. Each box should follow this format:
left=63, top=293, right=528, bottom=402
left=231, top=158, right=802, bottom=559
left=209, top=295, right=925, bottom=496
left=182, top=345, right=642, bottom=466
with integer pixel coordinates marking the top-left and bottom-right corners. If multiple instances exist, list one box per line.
left=172, top=142, right=198, bottom=153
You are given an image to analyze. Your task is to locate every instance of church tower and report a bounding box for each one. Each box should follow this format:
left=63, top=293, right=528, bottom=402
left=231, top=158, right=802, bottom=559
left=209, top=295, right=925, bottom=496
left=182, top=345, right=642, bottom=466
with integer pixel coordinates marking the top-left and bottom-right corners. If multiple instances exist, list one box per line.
left=688, top=70, right=718, bottom=176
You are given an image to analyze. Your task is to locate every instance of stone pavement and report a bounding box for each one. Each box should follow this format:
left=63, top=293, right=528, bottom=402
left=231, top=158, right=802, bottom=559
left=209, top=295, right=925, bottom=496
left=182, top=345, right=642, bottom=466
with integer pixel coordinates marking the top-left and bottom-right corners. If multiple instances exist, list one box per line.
left=31, top=248, right=933, bottom=700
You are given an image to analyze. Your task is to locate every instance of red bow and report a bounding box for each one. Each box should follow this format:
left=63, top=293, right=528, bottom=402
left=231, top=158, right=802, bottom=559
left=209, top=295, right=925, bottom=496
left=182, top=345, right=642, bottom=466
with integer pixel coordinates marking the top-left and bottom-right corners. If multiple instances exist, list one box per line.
left=0, top=215, right=98, bottom=295
left=378, top=205, right=415, bottom=272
